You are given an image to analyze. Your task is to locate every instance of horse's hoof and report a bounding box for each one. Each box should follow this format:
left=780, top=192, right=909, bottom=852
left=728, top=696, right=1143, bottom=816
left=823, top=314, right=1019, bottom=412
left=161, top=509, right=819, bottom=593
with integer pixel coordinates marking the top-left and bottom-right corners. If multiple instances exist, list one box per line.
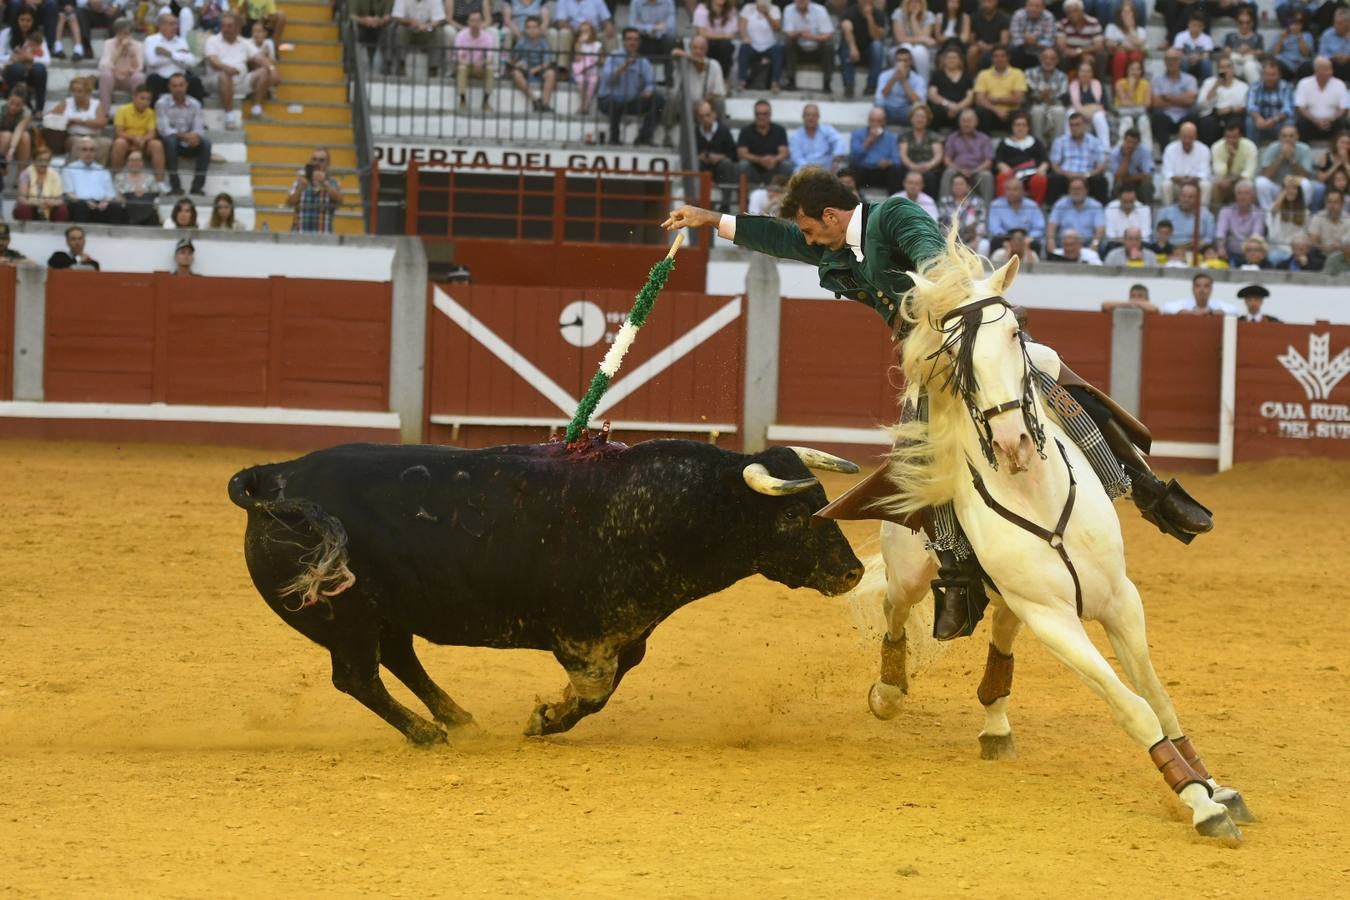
left=868, top=682, right=905, bottom=720
left=978, top=732, right=1016, bottom=760
left=407, top=722, right=448, bottom=747
left=1195, top=810, right=1242, bottom=843
left=1215, top=788, right=1256, bottom=824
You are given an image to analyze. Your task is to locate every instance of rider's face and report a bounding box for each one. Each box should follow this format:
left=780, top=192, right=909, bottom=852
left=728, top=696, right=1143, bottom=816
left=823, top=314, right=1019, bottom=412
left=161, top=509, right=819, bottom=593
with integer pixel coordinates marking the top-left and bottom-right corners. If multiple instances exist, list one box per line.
left=795, top=209, right=848, bottom=250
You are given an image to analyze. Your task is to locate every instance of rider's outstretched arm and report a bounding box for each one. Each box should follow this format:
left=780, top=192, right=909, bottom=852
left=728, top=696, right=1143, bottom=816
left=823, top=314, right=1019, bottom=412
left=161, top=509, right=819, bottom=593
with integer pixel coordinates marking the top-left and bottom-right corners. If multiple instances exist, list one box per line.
left=662, top=204, right=825, bottom=266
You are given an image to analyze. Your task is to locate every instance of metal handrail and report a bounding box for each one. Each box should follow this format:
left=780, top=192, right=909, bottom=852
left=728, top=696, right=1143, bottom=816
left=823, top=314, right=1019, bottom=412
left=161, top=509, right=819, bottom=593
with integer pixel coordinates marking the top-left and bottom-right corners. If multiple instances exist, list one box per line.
left=336, top=1, right=377, bottom=230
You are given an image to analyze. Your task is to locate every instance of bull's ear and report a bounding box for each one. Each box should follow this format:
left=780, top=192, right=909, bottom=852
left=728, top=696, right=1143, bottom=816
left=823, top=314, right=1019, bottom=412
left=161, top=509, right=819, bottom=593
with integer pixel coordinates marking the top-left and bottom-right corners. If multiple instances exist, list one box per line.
left=988, top=253, right=1020, bottom=296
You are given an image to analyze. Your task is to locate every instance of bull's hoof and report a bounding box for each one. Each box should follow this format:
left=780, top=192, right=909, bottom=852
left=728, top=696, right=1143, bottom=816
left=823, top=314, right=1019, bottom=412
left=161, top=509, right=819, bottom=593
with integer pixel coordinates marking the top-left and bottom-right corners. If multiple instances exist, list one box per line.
left=407, top=721, right=448, bottom=747
left=978, top=732, right=1016, bottom=760
left=868, top=682, right=905, bottom=720
left=1195, top=810, right=1242, bottom=844
left=1215, top=788, right=1256, bottom=824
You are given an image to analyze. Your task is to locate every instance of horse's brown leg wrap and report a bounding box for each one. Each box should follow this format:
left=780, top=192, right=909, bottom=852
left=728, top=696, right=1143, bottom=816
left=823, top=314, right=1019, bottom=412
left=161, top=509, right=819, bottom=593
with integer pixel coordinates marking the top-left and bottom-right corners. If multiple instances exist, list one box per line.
left=879, top=633, right=908, bottom=692
left=1172, top=735, right=1213, bottom=781
left=976, top=643, right=1014, bottom=707
left=1149, top=738, right=1210, bottom=795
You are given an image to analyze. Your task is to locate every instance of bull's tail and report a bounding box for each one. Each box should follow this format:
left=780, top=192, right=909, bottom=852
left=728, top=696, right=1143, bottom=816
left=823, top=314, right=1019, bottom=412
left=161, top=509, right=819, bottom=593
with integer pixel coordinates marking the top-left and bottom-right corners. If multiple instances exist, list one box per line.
left=228, top=465, right=356, bottom=611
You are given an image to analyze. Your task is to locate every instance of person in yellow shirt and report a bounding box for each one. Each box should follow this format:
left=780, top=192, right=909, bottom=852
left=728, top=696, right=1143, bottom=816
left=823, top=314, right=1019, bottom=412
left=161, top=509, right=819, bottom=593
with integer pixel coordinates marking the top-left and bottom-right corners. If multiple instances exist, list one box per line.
left=111, top=86, right=167, bottom=191
left=238, top=0, right=288, bottom=46
left=973, top=45, right=1026, bottom=133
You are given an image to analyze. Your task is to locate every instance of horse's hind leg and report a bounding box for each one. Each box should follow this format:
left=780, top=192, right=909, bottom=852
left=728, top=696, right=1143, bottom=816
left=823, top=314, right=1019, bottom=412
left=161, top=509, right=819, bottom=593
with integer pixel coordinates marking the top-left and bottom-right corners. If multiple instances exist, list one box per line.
left=1013, top=599, right=1237, bottom=840
left=1100, top=584, right=1255, bottom=825
left=869, top=522, right=936, bottom=720
left=977, top=600, right=1020, bottom=760
left=378, top=624, right=476, bottom=730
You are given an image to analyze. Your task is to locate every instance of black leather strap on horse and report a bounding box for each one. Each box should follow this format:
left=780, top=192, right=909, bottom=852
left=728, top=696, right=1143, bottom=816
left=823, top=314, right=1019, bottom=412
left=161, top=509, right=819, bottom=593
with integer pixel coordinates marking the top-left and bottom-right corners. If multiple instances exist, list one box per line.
left=967, top=440, right=1083, bottom=618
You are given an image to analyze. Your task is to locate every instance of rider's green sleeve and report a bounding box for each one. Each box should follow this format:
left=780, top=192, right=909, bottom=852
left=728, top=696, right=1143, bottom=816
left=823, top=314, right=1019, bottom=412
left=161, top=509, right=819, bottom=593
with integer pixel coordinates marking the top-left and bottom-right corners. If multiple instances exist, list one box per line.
left=732, top=215, right=826, bottom=266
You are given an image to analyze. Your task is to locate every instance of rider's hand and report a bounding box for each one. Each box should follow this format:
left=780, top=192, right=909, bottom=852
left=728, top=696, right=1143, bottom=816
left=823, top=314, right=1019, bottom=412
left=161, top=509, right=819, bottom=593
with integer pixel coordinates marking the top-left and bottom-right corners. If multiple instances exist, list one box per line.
left=662, top=206, right=721, bottom=232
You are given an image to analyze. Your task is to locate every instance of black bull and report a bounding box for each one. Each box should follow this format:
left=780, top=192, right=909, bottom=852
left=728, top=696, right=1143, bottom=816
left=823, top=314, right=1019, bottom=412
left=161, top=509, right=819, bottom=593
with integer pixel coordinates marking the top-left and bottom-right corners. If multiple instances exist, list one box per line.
left=228, top=441, right=864, bottom=743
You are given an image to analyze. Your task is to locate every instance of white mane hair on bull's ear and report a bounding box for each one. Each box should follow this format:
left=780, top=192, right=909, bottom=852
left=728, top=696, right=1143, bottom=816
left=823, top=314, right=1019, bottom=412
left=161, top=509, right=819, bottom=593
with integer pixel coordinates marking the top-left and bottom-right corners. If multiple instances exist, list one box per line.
left=987, top=253, right=1020, bottom=296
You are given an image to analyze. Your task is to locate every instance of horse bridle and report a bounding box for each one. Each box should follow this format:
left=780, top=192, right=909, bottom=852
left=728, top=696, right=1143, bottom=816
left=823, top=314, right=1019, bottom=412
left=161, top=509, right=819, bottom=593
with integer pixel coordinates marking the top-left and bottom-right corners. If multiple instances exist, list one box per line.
left=928, top=296, right=1047, bottom=470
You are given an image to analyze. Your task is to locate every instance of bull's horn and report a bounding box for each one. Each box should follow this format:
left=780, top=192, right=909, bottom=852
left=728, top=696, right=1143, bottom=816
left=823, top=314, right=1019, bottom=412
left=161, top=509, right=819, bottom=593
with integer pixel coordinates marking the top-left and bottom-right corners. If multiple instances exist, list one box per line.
left=743, top=463, right=818, bottom=496
left=789, top=447, right=860, bottom=474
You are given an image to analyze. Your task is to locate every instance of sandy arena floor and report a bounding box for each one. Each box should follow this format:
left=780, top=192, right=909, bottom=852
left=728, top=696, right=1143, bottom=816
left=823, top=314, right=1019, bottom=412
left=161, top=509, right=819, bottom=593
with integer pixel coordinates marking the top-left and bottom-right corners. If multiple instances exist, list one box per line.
left=1, top=440, right=1348, bottom=898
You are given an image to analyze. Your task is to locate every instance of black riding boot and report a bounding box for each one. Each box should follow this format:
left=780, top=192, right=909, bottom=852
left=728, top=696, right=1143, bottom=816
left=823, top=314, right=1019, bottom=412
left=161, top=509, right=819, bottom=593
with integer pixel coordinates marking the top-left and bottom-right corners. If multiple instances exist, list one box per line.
left=931, top=548, right=990, bottom=641
left=1101, top=420, right=1214, bottom=543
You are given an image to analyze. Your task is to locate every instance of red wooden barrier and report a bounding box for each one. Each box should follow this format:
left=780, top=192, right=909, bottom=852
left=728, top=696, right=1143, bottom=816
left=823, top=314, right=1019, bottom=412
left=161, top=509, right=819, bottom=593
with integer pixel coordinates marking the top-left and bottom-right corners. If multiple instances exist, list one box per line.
left=776, top=299, right=898, bottom=430
left=1234, top=322, right=1350, bottom=463
left=0, top=266, right=15, bottom=401
left=1139, top=315, right=1223, bottom=446
left=1025, top=309, right=1112, bottom=390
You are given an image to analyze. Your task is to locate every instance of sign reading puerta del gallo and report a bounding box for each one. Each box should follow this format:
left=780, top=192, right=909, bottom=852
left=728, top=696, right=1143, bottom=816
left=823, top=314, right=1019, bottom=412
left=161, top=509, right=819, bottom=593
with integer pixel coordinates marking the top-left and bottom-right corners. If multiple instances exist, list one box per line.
left=1236, top=324, right=1350, bottom=462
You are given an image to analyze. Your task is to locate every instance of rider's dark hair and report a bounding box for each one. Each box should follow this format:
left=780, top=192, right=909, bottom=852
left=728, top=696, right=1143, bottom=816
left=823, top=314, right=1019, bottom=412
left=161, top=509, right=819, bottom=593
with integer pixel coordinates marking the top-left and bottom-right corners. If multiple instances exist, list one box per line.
left=779, top=166, right=861, bottom=220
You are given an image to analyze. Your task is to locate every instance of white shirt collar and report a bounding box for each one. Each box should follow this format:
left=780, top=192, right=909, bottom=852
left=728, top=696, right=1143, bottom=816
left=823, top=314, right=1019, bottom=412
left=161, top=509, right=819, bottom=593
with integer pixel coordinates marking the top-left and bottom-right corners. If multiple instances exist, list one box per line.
left=845, top=205, right=864, bottom=262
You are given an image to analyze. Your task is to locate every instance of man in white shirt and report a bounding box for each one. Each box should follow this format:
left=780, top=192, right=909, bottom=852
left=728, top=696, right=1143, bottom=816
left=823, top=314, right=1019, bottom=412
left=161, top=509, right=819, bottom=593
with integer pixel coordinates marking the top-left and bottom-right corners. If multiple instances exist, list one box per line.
left=1161, top=272, right=1240, bottom=315
left=205, top=12, right=278, bottom=129
left=892, top=169, right=938, bottom=220
left=737, top=0, right=783, bottom=91
left=392, top=0, right=451, bottom=77
left=1195, top=56, right=1249, bottom=145
left=781, top=0, right=834, bottom=93
left=1104, top=184, right=1152, bottom=243
left=1295, top=56, right=1349, bottom=142
left=1160, top=121, right=1211, bottom=206
left=143, top=13, right=204, bottom=103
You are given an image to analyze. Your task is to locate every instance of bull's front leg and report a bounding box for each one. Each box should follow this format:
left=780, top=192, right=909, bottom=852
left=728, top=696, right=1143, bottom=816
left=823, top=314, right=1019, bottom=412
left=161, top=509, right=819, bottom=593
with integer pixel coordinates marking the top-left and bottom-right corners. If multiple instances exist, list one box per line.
left=524, top=644, right=627, bottom=737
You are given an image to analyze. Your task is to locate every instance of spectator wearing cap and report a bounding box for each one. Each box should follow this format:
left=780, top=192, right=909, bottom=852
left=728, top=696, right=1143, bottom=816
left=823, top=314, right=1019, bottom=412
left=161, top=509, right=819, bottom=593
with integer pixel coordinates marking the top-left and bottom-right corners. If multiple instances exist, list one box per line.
left=0, top=223, right=26, bottom=264
left=1047, top=111, right=1107, bottom=206
left=1210, top=119, right=1259, bottom=208
left=1104, top=184, right=1151, bottom=245
left=1215, top=180, right=1264, bottom=265
left=1101, top=283, right=1158, bottom=313
left=1236, top=284, right=1279, bottom=322
left=1196, top=57, right=1250, bottom=146
left=875, top=48, right=925, bottom=126
left=736, top=98, right=791, bottom=184
left=781, top=0, right=835, bottom=93
left=1161, top=272, right=1239, bottom=315
left=941, top=108, right=993, bottom=205
left=172, top=238, right=195, bottom=276
left=987, top=176, right=1046, bottom=250
left=1295, top=57, right=1348, bottom=142
left=1246, top=58, right=1296, bottom=144
left=1046, top=176, right=1105, bottom=252
left=1008, top=0, right=1055, bottom=71
left=1160, top=121, right=1211, bottom=207
left=989, top=226, right=1039, bottom=269
left=47, top=225, right=100, bottom=270
left=789, top=103, right=846, bottom=170
left=849, top=108, right=902, bottom=192
left=1107, top=127, right=1152, bottom=204
left=1149, top=49, right=1199, bottom=149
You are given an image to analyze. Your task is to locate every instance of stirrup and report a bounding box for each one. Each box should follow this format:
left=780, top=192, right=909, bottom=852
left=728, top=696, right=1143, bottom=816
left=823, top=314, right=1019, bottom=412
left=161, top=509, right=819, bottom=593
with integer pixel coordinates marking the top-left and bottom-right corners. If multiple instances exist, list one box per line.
left=931, top=559, right=990, bottom=641
left=1136, top=478, right=1213, bottom=545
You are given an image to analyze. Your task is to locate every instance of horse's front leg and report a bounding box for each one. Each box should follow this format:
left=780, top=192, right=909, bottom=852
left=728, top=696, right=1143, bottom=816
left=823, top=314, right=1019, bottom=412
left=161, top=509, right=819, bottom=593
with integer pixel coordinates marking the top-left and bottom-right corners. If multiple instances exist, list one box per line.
left=977, top=599, right=1020, bottom=760
left=869, top=521, right=937, bottom=720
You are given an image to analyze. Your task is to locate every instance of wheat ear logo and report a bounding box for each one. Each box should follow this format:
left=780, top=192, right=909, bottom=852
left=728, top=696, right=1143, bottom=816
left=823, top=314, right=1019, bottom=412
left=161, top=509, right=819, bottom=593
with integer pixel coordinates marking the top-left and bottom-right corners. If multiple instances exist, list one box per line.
left=1278, top=333, right=1350, bottom=401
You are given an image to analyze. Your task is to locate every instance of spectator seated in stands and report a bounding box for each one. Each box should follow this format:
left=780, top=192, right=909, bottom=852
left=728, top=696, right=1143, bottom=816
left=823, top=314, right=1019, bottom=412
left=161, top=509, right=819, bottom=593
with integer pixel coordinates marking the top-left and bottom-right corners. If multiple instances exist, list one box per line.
left=1114, top=57, right=1152, bottom=148
left=1104, top=1, right=1147, bottom=84
left=452, top=10, right=498, bottom=111
left=1103, top=226, right=1155, bottom=267
left=1108, top=127, right=1153, bottom=205
left=898, top=103, right=942, bottom=198
left=987, top=175, right=1046, bottom=250
left=155, top=72, right=211, bottom=195
left=1160, top=121, right=1211, bottom=206
left=746, top=173, right=786, bottom=215
left=1056, top=0, right=1102, bottom=78
left=209, top=192, right=247, bottom=231
left=288, top=147, right=344, bottom=233
left=78, top=0, right=125, bottom=59
left=940, top=107, right=993, bottom=204
left=597, top=28, right=663, bottom=147
left=993, top=110, right=1047, bottom=203
left=391, top=0, right=450, bottom=76
left=1236, top=235, right=1271, bottom=271
left=1257, top=123, right=1318, bottom=209
left=144, top=13, right=204, bottom=103
left=172, top=237, right=195, bottom=277
left=1308, top=188, right=1350, bottom=268
left=62, top=137, right=126, bottom=224
left=1047, top=176, right=1105, bottom=253
left=1278, top=231, right=1324, bottom=271
left=1008, top=0, right=1054, bottom=71
left=735, top=0, right=782, bottom=92
left=53, top=0, right=83, bottom=62
left=1065, top=57, right=1109, bottom=148
left=240, top=0, right=287, bottom=46
left=164, top=195, right=197, bottom=229
left=736, top=97, right=790, bottom=183
left=875, top=47, right=925, bottom=126
left=1225, top=8, right=1264, bottom=85
left=1215, top=179, right=1263, bottom=264
left=849, top=105, right=902, bottom=193
left=1147, top=218, right=1176, bottom=262
left=667, top=33, right=727, bottom=130
left=630, top=0, right=676, bottom=83
left=1105, top=183, right=1151, bottom=247
left=97, top=19, right=145, bottom=113
left=1149, top=49, right=1199, bottom=150
left=1047, top=228, right=1102, bottom=265
left=48, top=225, right=101, bottom=270
left=1246, top=58, right=1295, bottom=146
left=112, top=86, right=168, bottom=192
left=1266, top=174, right=1310, bottom=264
left=0, top=84, right=32, bottom=173
left=198, top=0, right=232, bottom=34
left=894, top=168, right=938, bottom=220
left=0, top=221, right=25, bottom=264
left=1295, top=57, right=1348, bottom=143
left=351, top=0, right=394, bottom=70
left=1157, top=182, right=1216, bottom=250
left=837, top=0, right=886, bottom=99
left=1101, top=282, right=1157, bottom=313
left=250, top=20, right=279, bottom=66
left=508, top=16, right=556, bottom=112
left=206, top=12, right=278, bottom=128
left=789, top=103, right=845, bottom=171
left=49, top=75, right=109, bottom=163
left=1273, top=9, right=1315, bottom=81
left=926, top=46, right=973, bottom=132
left=782, top=0, right=834, bottom=93
left=116, top=149, right=161, bottom=225
left=1024, top=44, right=1066, bottom=145
left=693, top=99, right=736, bottom=184
left=1196, top=56, right=1249, bottom=146
left=692, top=0, right=738, bottom=84
left=1211, top=118, right=1258, bottom=208
left=1161, top=272, right=1238, bottom=316
left=1172, top=12, right=1214, bottom=81
left=973, top=44, right=1026, bottom=135
left=1314, top=127, right=1350, bottom=199
left=1, top=9, right=50, bottom=111
left=1322, top=7, right=1350, bottom=82
left=966, top=0, right=1009, bottom=74
left=1048, top=111, right=1107, bottom=205
left=13, top=147, right=68, bottom=221
left=892, top=0, right=936, bottom=80
left=570, top=19, right=603, bottom=115
left=554, top=0, right=614, bottom=72
left=940, top=171, right=985, bottom=247
left=989, top=226, right=1039, bottom=269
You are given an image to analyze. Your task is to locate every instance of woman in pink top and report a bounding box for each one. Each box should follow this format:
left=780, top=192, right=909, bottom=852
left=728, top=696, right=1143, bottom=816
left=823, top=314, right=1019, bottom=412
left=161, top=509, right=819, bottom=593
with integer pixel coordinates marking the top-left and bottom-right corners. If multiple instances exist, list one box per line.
left=570, top=20, right=602, bottom=115
left=693, top=0, right=738, bottom=81
left=1066, top=58, right=1111, bottom=147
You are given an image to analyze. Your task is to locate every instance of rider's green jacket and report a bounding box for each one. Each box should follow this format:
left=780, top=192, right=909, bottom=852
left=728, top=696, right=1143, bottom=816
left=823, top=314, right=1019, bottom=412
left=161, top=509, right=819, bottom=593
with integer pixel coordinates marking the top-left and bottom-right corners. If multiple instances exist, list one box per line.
left=730, top=196, right=945, bottom=329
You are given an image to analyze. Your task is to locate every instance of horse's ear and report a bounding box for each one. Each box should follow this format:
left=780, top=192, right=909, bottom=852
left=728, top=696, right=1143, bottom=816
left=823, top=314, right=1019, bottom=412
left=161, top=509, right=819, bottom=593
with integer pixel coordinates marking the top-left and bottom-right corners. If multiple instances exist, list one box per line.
left=989, top=254, right=1020, bottom=295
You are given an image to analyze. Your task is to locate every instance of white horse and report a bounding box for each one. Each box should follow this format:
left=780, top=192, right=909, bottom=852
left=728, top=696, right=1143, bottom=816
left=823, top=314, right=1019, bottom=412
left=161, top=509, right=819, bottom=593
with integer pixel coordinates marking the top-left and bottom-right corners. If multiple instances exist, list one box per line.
left=859, top=233, right=1253, bottom=841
